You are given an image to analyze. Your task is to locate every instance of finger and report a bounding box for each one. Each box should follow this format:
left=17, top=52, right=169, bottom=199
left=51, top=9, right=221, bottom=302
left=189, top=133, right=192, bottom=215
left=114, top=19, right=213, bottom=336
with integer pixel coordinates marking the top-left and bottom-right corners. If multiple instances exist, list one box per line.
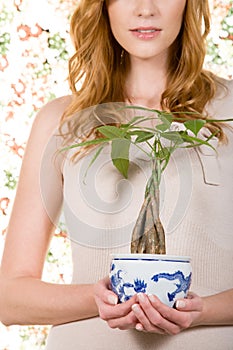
left=175, top=293, right=203, bottom=312
left=135, top=323, right=144, bottom=332
left=95, top=277, right=118, bottom=305
left=107, top=310, right=138, bottom=330
left=99, top=294, right=138, bottom=321
left=148, top=293, right=181, bottom=321
left=100, top=275, right=111, bottom=289
left=132, top=302, right=167, bottom=334
left=148, top=294, right=201, bottom=331
left=136, top=294, right=181, bottom=335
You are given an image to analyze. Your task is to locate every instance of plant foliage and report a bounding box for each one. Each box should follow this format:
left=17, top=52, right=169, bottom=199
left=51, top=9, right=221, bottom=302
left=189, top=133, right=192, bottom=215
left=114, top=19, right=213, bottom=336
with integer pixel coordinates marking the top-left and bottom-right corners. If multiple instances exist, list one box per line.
left=64, top=107, right=232, bottom=254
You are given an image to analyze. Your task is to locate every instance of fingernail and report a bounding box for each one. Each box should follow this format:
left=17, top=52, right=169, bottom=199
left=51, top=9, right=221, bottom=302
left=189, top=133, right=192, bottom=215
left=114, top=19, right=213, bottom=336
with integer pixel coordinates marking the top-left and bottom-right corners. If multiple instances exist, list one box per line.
left=148, top=294, right=155, bottom=302
left=137, top=293, right=146, bottom=302
left=135, top=323, right=143, bottom=331
left=108, top=295, right=118, bottom=305
left=132, top=303, right=140, bottom=313
left=176, top=300, right=186, bottom=309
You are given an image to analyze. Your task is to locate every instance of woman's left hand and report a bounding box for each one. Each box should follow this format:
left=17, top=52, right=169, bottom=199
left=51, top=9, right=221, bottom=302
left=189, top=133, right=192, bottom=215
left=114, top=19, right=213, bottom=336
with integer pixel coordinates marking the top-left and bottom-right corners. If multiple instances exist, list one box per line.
left=94, top=276, right=139, bottom=330
left=131, top=292, right=203, bottom=334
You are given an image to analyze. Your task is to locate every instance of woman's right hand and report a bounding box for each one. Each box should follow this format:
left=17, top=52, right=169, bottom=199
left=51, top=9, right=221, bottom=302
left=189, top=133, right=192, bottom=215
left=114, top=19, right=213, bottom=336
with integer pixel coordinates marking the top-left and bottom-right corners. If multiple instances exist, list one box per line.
left=94, top=276, right=138, bottom=330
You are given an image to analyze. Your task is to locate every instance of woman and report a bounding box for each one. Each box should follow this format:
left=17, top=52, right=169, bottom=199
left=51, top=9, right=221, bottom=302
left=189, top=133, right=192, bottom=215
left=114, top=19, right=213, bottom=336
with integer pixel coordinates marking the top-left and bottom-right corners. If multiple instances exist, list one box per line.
left=0, top=1, right=232, bottom=349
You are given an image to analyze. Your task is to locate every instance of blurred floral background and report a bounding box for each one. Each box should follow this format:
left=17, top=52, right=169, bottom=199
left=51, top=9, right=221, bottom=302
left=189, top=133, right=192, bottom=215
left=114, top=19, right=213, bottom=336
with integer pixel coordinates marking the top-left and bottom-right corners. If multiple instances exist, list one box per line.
left=0, top=0, right=232, bottom=349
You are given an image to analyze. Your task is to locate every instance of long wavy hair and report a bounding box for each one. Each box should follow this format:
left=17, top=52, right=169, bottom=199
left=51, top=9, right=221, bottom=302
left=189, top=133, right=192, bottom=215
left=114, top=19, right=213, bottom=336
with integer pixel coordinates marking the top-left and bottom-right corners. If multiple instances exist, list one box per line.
left=60, top=0, right=226, bottom=144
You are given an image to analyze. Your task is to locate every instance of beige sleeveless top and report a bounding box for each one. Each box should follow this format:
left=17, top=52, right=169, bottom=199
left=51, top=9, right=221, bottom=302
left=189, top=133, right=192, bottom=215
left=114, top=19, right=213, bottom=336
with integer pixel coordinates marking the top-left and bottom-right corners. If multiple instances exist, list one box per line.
left=45, top=80, right=233, bottom=350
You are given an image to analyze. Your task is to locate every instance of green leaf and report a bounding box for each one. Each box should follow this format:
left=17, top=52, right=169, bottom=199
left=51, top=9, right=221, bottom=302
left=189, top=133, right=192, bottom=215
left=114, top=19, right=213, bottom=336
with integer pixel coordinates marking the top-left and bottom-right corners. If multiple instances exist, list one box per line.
left=122, top=116, right=146, bottom=127
left=60, top=137, right=108, bottom=152
left=83, top=145, right=105, bottom=183
left=184, top=119, right=206, bottom=136
left=180, top=133, right=216, bottom=151
left=135, top=132, right=154, bottom=143
left=111, top=138, right=130, bottom=178
left=97, top=125, right=124, bottom=139
left=160, top=131, right=183, bottom=144
left=128, top=130, right=154, bottom=143
left=206, top=118, right=233, bottom=123
left=156, top=114, right=173, bottom=132
left=123, top=105, right=156, bottom=113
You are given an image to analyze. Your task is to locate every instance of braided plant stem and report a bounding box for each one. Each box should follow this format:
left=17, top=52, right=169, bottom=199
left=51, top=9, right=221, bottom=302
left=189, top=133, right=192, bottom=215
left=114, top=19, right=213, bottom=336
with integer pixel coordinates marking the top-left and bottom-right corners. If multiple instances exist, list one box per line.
left=131, top=159, right=166, bottom=254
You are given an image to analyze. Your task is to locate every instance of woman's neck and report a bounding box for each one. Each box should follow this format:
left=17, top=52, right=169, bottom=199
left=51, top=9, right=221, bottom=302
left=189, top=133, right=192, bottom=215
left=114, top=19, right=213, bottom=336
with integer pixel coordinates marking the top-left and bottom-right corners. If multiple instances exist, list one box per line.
left=125, top=56, right=168, bottom=110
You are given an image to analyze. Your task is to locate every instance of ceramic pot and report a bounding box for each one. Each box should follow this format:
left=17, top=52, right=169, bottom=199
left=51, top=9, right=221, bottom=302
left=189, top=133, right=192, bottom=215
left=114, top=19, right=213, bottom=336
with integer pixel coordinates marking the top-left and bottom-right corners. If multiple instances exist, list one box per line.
left=109, top=253, right=192, bottom=307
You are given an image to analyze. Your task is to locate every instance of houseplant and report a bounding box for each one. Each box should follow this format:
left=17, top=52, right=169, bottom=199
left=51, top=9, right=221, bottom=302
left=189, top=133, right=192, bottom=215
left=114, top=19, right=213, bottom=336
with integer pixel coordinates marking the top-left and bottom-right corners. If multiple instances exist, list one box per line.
left=65, top=105, right=225, bottom=254
left=63, top=105, right=231, bottom=304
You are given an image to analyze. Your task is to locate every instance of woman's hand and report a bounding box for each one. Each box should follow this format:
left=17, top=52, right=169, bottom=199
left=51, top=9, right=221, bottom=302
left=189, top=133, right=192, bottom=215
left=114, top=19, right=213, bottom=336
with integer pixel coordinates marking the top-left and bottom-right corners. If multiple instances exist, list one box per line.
left=131, top=292, right=203, bottom=334
left=94, top=283, right=233, bottom=334
left=94, top=276, right=138, bottom=330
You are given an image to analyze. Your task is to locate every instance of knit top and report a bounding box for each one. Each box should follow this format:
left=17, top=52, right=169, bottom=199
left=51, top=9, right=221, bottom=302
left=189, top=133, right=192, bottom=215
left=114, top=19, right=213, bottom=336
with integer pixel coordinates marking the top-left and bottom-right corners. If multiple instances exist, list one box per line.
left=45, top=79, right=233, bottom=350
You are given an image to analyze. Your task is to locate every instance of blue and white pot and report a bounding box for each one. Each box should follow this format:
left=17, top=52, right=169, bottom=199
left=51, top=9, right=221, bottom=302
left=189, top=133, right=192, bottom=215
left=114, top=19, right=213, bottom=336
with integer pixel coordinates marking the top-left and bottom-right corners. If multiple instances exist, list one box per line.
left=109, top=254, right=192, bottom=307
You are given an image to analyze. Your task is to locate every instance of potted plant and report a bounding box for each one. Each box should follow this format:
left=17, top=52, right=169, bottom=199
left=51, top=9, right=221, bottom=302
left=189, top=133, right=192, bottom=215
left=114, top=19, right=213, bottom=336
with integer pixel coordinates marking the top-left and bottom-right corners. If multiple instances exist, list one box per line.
left=63, top=105, right=231, bottom=305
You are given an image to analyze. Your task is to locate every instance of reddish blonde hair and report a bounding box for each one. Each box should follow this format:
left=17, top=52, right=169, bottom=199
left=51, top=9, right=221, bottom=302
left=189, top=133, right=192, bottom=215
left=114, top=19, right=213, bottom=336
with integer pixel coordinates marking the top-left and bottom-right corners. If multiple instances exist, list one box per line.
left=60, top=0, right=225, bottom=143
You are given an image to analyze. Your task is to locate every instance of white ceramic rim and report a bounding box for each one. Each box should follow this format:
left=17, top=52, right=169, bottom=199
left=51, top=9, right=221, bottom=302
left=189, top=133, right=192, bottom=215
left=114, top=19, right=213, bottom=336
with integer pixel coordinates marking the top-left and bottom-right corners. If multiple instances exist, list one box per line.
left=110, top=253, right=191, bottom=262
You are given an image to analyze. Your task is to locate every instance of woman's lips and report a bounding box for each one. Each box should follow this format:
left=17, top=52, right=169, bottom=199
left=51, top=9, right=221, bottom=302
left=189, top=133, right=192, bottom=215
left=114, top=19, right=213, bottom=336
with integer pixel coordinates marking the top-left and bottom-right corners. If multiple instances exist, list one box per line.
left=130, top=27, right=162, bottom=40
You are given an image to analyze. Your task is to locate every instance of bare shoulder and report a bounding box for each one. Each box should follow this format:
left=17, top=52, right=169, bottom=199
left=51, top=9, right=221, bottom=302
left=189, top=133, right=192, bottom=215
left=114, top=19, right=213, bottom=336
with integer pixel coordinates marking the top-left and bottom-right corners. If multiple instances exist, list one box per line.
left=23, top=95, right=73, bottom=174
left=216, top=77, right=233, bottom=100
left=208, top=78, right=233, bottom=119
left=32, top=95, right=73, bottom=134
left=223, top=78, right=233, bottom=91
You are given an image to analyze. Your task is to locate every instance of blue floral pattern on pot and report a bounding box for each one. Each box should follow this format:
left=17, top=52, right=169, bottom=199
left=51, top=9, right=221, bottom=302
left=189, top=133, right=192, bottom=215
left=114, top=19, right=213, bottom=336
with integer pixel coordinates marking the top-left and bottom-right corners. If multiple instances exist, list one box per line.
left=110, top=264, right=148, bottom=302
left=110, top=262, right=192, bottom=305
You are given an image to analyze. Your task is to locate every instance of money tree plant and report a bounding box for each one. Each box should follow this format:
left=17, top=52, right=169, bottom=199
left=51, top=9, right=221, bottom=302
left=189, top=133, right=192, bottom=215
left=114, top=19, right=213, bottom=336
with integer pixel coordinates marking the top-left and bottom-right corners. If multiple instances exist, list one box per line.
left=64, top=107, right=230, bottom=255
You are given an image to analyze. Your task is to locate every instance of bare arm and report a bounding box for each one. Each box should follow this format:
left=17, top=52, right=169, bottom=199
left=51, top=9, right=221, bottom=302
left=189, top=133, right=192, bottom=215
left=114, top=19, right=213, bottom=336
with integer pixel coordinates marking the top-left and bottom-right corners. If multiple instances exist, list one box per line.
left=0, top=97, right=98, bottom=326
left=193, top=289, right=233, bottom=326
